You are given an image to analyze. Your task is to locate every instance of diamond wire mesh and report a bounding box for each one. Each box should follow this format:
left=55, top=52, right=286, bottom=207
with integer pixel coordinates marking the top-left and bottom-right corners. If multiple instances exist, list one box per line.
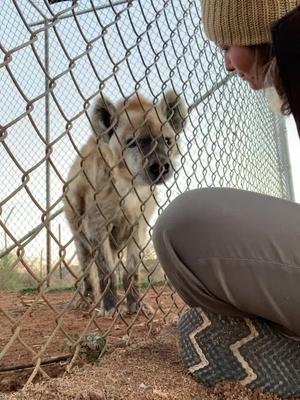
left=0, top=0, right=293, bottom=387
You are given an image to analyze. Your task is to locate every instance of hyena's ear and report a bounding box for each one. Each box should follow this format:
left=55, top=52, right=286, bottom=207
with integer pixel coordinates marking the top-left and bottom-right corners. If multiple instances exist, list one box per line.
left=159, top=90, right=188, bottom=134
left=91, top=96, right=118, bottom=142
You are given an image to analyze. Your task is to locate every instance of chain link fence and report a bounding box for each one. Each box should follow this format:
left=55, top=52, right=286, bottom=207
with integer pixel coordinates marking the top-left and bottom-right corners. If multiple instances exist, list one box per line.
left=0, top=0, right=294, bottom=390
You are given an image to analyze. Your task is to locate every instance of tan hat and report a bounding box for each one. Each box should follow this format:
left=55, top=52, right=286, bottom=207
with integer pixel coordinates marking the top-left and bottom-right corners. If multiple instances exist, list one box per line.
left=201, top=0, right=300, bottom=47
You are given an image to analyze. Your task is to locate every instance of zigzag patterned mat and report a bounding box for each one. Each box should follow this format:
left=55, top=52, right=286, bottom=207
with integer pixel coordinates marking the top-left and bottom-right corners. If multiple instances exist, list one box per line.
left=178, top=308, right=300, bottom=398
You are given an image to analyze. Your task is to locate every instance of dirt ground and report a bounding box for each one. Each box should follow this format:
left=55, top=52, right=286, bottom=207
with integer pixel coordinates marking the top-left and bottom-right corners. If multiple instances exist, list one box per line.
left=0, top=289, right=290, bottom=400
left=0, top=287, right=183, bottom=391
left=4, top=323, right=281, bottom=400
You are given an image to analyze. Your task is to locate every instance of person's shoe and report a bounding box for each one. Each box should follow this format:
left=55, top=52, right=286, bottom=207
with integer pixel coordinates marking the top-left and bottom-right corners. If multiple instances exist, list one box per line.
left=178, top=308, right=300, bottom=398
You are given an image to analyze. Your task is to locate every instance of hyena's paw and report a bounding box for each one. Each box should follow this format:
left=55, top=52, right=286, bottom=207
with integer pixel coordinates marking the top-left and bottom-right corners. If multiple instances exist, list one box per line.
left=75, top=293, right=94, bottom=310
left=127, top=301, right=154, bottom=316
left=96, top=302, right=127, bottom=318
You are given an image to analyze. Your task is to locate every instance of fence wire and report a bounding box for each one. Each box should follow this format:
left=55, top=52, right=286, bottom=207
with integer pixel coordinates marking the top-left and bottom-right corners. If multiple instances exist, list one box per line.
left=0, top=0, right=294, bottom=389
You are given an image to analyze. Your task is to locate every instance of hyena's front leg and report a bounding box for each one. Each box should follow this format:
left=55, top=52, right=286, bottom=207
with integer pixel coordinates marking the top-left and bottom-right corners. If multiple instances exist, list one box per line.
left=74, top=236, right=95, bottom=308
left=123, top=245, right=140, bottom=314
left=93, top=237, right=119, bottom=316
left=123, top=240, right=153, bottom=315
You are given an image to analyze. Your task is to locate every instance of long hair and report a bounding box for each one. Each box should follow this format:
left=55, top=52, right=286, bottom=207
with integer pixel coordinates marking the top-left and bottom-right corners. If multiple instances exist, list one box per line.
left=254, top=44, right=291, bottom=115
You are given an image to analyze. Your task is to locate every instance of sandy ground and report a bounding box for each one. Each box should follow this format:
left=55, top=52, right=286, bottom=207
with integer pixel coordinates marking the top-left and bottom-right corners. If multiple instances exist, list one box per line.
left=0, top=287, right=293, bottom=400
left=3, top=323, right=282, bottom=400
left=0, top=287, right=183, bottom=392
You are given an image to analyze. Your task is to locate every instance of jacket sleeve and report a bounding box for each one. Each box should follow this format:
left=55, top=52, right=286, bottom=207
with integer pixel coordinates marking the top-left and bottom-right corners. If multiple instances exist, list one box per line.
left=272, top=6, right=300, bottom=137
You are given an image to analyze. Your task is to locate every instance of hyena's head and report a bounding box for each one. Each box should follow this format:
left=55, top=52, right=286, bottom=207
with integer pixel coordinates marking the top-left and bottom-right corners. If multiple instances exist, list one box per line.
left=91, top=90, right=188, bottom=186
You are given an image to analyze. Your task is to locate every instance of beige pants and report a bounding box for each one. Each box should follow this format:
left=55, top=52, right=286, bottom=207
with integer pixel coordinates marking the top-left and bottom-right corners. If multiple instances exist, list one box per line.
left=153, top=188, right=300, bottom=338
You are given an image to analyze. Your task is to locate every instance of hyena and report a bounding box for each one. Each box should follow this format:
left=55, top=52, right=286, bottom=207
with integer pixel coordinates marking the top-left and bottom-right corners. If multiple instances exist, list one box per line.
left=64, top=90, right=187, bottom=316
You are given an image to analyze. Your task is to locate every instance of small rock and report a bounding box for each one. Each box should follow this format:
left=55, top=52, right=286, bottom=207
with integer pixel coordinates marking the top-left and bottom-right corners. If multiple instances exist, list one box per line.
left=139, top=383, right=151, bottom=391
left=153, top=389, right=168, bottom=398
left=75, top=391, right=106, bottom=400
left=65, top=334, right=107, bottom=363
left=88, top=389, right=106, bottom=399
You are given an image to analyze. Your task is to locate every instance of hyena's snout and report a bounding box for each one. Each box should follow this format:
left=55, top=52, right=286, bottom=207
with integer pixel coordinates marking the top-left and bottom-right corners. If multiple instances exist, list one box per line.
left=147, top=156, right=172, bottom=184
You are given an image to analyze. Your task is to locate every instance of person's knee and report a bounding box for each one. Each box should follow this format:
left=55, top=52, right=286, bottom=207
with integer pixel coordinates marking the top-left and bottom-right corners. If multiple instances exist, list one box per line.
left=153, top=190, right=196, bottom=251
left=153, top=188, right=224, bottom=238
left=153, top=188, right=246, bottom=263
left=153, top=189, right=213, bottom=258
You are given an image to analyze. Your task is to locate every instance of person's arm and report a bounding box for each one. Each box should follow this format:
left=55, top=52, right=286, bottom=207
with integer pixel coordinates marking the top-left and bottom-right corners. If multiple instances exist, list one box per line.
left=272, top=5, right=300, bottom=137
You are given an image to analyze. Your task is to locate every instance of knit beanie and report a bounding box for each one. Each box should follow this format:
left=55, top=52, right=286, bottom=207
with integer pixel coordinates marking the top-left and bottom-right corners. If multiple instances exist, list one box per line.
left=201, top=0, right=300, bottom=46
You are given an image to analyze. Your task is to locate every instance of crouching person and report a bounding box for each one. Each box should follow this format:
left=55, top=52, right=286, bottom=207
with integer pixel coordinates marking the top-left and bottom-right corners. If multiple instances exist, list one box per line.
left=153, top=1, right=300, bottom=397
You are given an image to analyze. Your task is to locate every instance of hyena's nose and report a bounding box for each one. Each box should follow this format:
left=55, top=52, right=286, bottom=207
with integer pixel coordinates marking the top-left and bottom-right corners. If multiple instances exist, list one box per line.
left=148, top=161, right=170, bottom=182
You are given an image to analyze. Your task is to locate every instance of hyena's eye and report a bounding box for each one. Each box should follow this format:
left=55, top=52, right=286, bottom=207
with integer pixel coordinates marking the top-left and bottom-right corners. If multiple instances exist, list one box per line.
left=125, top=138, right=137, bottom=148
left=164, top=137, right=172, bottom=146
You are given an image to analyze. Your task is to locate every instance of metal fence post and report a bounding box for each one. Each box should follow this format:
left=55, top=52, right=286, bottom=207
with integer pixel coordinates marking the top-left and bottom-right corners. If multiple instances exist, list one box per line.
left=45, top=20, right=51, bottom=286
left=275, top=116, right=295, bottom=201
